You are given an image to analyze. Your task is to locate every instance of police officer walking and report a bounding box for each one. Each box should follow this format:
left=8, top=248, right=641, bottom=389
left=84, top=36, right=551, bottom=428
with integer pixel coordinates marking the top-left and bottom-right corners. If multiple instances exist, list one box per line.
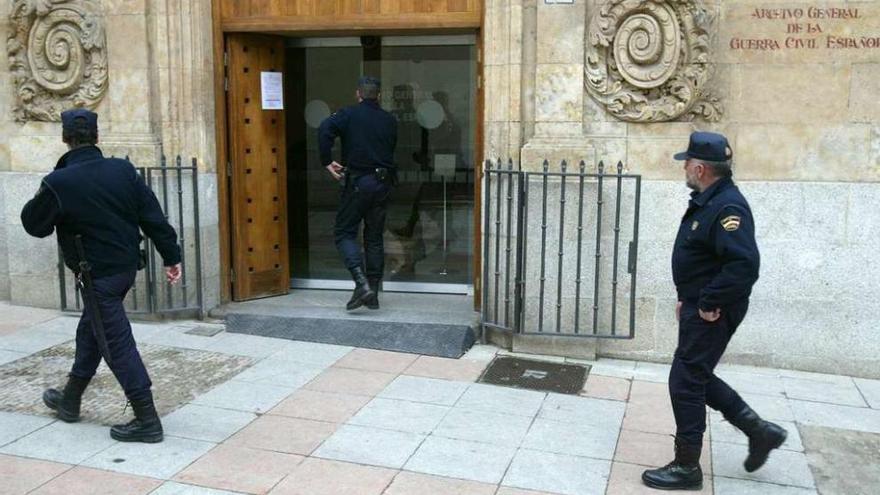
left=319, top=77, right=397, bottom=311
left=20, top=109, right=181, bottom=443
left=642, top=132, right=788, bottom=490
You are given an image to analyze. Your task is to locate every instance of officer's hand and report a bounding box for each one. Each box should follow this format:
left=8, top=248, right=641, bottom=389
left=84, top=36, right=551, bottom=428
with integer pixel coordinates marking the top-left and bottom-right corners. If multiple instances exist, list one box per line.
left=676, top=301, right=682, bottom=322
left=326, top=162, right=344, bottom=181
left=165, top=263, right=182, bottom=285
left=698, top=308, right=722, bottom=322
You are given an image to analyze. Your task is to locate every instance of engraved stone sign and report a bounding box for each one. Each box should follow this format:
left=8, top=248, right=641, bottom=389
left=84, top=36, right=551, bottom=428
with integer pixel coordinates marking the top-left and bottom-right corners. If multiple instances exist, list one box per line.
left=7, top=0, right=109, bottom=123
left=584, top=0, right=723, bottom=122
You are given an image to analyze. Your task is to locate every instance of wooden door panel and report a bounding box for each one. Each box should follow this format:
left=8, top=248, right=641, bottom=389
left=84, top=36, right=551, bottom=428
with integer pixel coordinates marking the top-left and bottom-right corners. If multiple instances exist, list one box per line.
left=227, top=34, right=289, bottom=301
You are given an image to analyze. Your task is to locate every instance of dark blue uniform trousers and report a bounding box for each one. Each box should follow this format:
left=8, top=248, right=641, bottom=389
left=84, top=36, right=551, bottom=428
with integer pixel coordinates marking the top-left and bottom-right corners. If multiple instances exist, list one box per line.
left=335, top=174, right=391, bottom=279
left=670, top=300, right=749, bottom=446
left=70, top=270, right=152, bottom=402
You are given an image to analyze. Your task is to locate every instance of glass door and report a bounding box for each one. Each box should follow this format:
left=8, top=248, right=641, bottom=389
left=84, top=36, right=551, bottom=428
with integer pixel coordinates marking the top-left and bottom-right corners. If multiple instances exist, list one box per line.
left=286, top=35, right=477, bottom=294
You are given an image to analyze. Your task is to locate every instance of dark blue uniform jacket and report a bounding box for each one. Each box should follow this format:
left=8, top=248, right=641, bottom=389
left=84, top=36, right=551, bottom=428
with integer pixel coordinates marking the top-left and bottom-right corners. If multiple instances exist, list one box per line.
left=672, top=177, right=760, bottom=312
left=20, top=146, right=181, bottom=279
left=318, top=99, right=397, bottom=172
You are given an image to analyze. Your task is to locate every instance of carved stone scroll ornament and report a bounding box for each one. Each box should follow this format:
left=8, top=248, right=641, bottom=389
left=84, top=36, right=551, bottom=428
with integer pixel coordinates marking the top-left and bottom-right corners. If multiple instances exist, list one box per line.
left=7, top=0, right=108, bottom=123
left=585, top=0, right=723, bottom=122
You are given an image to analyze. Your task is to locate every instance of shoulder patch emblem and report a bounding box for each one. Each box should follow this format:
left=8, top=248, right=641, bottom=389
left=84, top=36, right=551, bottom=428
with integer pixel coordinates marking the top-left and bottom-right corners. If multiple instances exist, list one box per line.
left=720, top=215, right=741, bottom=231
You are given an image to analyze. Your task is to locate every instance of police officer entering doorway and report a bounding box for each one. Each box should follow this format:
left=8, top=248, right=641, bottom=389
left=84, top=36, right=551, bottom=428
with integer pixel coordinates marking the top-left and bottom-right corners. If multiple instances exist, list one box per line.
left=642, top=132, right=788, bottom=490
left=319, top=77, right=398, bottom=311
left=20, top=109, right=182, bottom=443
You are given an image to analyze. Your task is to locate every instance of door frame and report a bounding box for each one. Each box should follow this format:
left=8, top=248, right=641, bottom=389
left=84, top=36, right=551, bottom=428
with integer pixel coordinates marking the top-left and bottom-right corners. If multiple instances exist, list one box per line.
left=211, top=1, right=485, bottom=305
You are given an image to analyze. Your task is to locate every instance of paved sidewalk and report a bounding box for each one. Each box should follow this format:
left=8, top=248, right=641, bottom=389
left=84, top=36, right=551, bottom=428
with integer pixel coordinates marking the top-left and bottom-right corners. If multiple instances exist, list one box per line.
left=0, top=304, right=878, bottom=495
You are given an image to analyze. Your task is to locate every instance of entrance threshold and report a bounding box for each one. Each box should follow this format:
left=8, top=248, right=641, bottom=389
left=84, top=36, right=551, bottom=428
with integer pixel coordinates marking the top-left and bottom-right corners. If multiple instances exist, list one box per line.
left=291, top=279, right=472, bottom=295
left=213, top=290, right=478, bottom=358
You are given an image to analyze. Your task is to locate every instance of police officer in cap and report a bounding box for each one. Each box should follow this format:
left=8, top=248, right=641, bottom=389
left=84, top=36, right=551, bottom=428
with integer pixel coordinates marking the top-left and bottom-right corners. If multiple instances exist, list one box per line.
left=20, top=108, right=182, bottom=443
left=319, top=76, right=398, bottom=310
left=642, top=132, right=788, bottom=490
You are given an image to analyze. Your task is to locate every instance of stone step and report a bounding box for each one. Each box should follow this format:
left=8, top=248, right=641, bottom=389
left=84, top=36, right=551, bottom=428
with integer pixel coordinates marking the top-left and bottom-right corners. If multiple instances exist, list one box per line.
left=215, top=290, right=479, bottom=358
left=224, top=312, right=476, bottom=358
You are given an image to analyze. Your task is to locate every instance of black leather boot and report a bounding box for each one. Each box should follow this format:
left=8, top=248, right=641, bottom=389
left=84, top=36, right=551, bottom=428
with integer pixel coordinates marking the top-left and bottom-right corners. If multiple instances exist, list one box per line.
left=366, top=278, right=380, bottom=310
left=346, top=267, right=375, bottom=311
left=43, top=375, right=91, bottom=423
left=642, top=438, right=703, bottom=490
left=110, top=392, right=164, bottom=443
left=727, top=405, right=788, bottom=472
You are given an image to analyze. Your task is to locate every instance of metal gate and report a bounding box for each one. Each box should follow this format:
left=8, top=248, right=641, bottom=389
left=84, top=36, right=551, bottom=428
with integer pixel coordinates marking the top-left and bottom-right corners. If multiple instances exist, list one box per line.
left=481, top=159, right=641, bottom=339
left=58, top=155, right=205, bottom=319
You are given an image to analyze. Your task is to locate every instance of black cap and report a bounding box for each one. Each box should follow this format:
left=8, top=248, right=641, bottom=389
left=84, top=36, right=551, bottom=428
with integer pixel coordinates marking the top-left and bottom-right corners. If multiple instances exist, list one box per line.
left=61, top=108, right=98, bottom=133
left=673, top=131, right=732, bottom=162
left=357, top=76, right=381, bottom=89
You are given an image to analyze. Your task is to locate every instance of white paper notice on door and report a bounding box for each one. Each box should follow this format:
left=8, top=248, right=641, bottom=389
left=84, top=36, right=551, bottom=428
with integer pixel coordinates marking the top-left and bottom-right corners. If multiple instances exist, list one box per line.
left=261, top=72, right=284, bottom=110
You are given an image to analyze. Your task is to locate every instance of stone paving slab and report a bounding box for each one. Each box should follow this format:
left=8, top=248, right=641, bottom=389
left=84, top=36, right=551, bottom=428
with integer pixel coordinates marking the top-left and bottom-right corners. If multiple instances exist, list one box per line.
left=581, top=375, right=631, bottom=402
left=0, top=453, right=72, bottom=495
left=539, top=394, right=626, bottom=428
left=502, top=449, right=612, bottom=495
left=384, top=471, right=497, bottom=495
left=348, top=398, right=450, bottom=435
left=0, top=421, right=116, bottom=464
left=800, top=425, right=880, bottom=495
left=205, top=333, right=288, bottom=359
left=268, top=389, right=371, bottom=423
left=28, top=465, right=162, bottom=495
left=0, top=329, right=72, bottom=354
left=631, top=362, right=671, bottom=383
left=431, top=407, right=533, bottom=447
left=378, top=375, right=470, bottom=406
left=225, top=415, right=337, bottom=456
left=581, top=358, right=637, bottom=380
left=521, top=418, right=620, bottom=460
left=712, top=441, right=815, bottom=489
left=174, top=444, right=304, bottom=494
left=782, top=376, right=866, bottom=407
left=304, top=367, right=398, bottom=397
left=82, top=435, right=216, bottom=479
left=269, top=457, right=397, bottom=495
left=404, top=435, right=517, bottom=485
left=713, top=477, right=817, bottom=495
left=790, top=399, right=880, bottom=434
left=402, top=355, right=489, bottom=382
left=151, top=482, right=247, bottom=495
left=715, top=371, right=786, bottom=397
left=0, top=411, right=54, bottom=447
left=162, top=404, right=257, bottom=443
left=229, top=356, right=324, bottom=389
left=333, top=348, right=420, bottom=374
left=269, top=341, right=353, bottom=367
left=735, top=393, right=795, bottom=422
left=191, top=380, right=295, bottom=414
left=0, top=349, right=28, bottom=366
left=455, top=383, right=546, bottom=417
left=313, top=424, right=425, bottom=469
left=853, top=378, right=880, bottom=409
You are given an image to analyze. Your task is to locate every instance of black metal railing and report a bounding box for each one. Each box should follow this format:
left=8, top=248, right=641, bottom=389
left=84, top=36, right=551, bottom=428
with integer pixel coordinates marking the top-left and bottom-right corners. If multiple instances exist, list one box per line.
left=58, top=154, right=205, bottom=319
left=481, top=159, right=641, bottom=339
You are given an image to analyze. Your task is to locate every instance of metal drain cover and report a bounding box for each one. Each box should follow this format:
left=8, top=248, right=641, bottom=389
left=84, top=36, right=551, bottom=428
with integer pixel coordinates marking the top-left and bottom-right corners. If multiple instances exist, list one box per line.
left=479, top=356, right=589, bottom=395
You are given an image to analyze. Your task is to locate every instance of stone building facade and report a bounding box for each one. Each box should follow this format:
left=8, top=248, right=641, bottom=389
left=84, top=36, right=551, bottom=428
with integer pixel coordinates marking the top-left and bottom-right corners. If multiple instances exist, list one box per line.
left=0, top=0, right=877, bottom=377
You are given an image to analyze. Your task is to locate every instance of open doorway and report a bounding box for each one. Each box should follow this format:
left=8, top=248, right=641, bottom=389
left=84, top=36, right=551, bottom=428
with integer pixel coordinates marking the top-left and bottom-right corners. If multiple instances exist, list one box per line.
left=285, top=35, right=478, bottom=294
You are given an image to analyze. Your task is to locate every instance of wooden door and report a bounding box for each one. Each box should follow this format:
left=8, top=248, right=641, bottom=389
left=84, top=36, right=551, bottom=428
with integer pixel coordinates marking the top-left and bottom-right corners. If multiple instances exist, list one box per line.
left=226, top=34, right=290, bottom=300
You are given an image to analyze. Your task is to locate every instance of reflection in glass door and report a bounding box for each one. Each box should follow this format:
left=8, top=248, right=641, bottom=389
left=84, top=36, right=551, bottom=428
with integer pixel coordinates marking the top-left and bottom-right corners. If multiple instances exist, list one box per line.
left=286, top=35, right=477, bottom=294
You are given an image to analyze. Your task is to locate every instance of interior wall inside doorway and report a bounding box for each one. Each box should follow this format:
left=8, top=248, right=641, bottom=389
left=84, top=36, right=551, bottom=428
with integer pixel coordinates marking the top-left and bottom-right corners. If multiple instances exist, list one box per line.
left=283, top=36, right=478, bottom=291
